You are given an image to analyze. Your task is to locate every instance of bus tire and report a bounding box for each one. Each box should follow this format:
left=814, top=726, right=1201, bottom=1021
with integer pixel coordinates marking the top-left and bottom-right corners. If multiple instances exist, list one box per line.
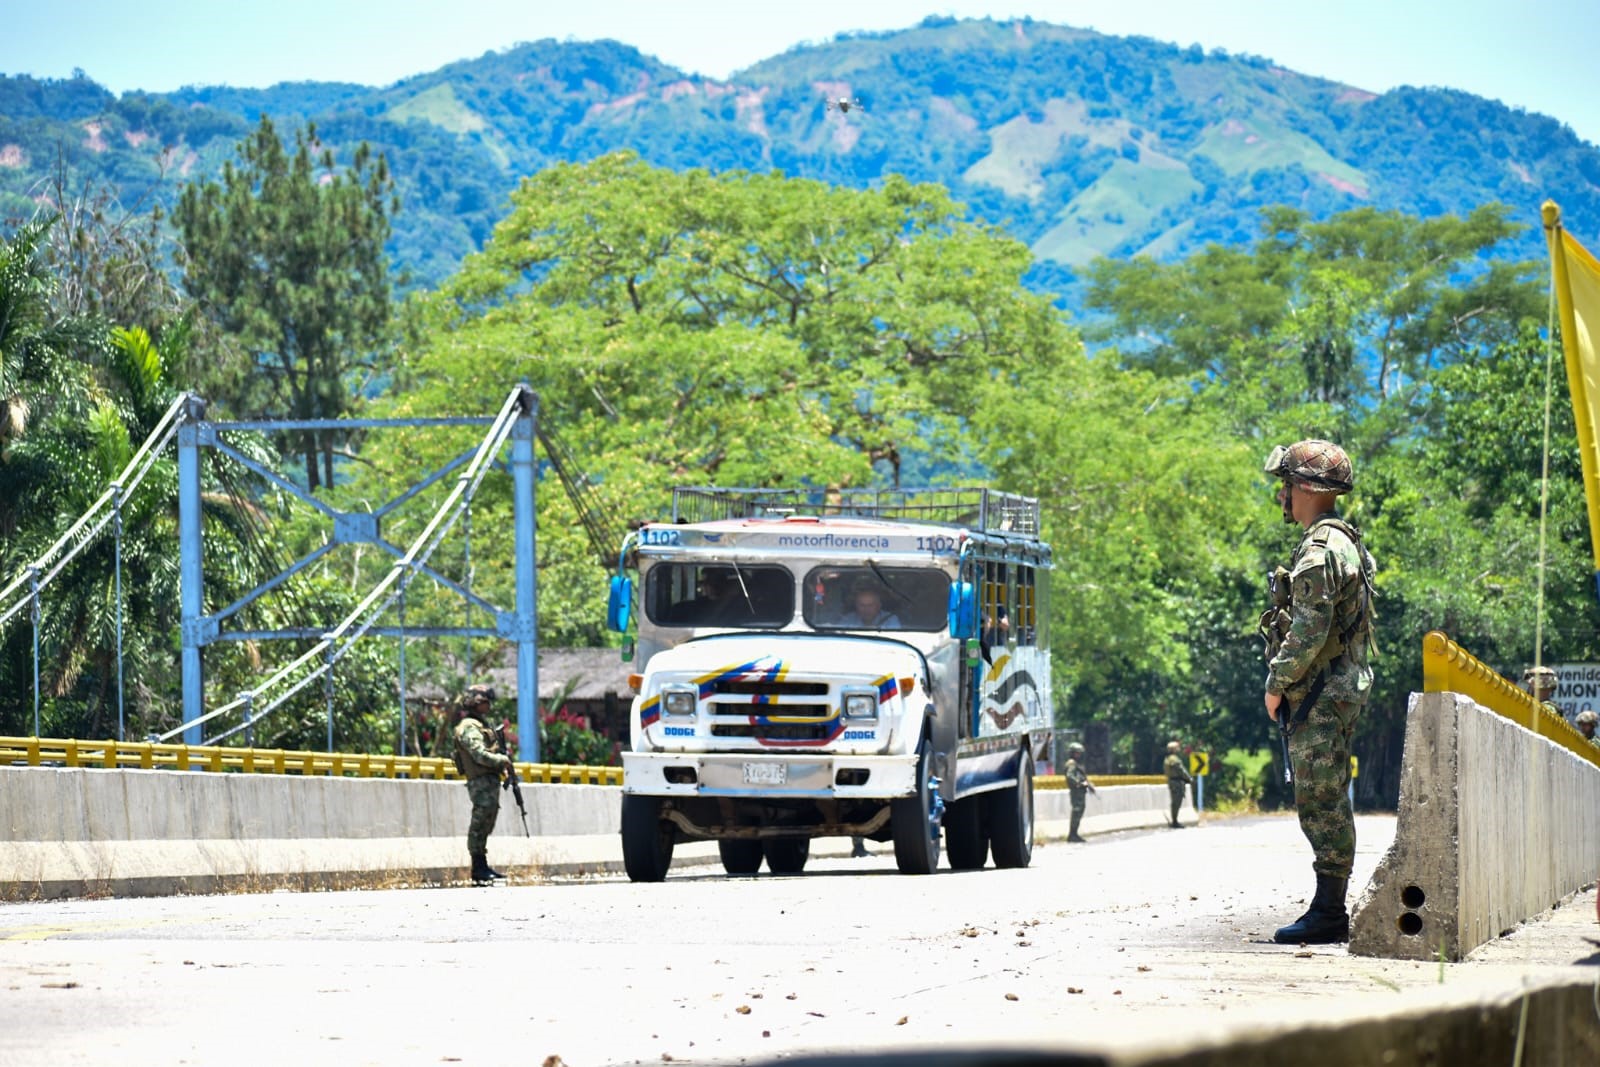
left=987, top=746, right=1035, bottom=869
left=892, top=744, right=942, bottom=875
left=719, top=839, right=764, bottom=875
left=621, top=794, right=675, bottom=882
left=763, top=838, right=810, bottom=874
left=944, top=795, right=988, bottom=870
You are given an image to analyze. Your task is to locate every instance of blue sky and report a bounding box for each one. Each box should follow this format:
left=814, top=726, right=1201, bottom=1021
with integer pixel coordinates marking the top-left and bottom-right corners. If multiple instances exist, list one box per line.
left=3, top=0, right=1598, bottom=146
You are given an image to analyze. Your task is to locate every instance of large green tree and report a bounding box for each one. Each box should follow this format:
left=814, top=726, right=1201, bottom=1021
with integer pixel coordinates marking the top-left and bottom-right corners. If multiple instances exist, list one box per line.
left=174, top=116, right=396, bottom=491
left=1077, top=204, right=1588, bottom=799
left=369, top=152, right=1076, bottom=653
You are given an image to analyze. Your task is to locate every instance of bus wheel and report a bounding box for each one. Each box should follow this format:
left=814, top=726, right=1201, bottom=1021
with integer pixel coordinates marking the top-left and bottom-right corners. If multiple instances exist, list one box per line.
left=763, top=838, right=810, bottom=874
left=621, top=794, right=675, bottom=882
left=718, top=839, right=764, bottom=875
left=987, top=747, right=1035, bottom=869
left=944, top=795, right=988, bottom=870
left=892, top=744, right=942, bottom=875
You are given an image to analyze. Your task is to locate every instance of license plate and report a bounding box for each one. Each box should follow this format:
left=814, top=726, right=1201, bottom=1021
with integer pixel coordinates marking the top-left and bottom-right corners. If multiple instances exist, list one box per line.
left=743, top=762, right=787, bottom=786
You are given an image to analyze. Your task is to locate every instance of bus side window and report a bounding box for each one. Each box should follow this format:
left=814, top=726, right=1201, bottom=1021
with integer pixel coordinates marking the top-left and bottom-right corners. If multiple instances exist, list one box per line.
left=1018, top=566, right=1035, bottom=645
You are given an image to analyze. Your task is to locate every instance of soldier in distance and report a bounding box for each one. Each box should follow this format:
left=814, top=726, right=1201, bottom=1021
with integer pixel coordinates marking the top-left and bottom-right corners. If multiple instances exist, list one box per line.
left=453, top=684, right=511, bottom=885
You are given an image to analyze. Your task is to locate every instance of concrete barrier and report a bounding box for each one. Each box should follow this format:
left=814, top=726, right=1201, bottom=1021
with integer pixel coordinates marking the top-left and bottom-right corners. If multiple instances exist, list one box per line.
left=753, top=972, right=1600, bottom=1067
left=1351, top=690, right=1600, bottom=960
left=0, top=764, right=1187, bottom=899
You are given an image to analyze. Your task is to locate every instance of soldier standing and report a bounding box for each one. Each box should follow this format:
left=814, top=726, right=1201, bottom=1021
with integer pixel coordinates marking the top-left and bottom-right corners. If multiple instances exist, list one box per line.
left=453, top=683, right=511, bottom=885
left=1575, top=709, right=1600, bottom=747
left=1064, top=742, right=1095, bottom=842
left=1262, top=440, right=1376, bottom=946
left=1162, top=741, right=1192, bottom=828
left=1521, top=666, right=1562, bottom=718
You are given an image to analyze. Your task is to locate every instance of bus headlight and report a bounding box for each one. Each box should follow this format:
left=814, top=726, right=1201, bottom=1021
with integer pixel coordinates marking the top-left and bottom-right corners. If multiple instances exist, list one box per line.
left=662, top=686, right=697, bottom=718
left=842, top=690, right=878, bottom=720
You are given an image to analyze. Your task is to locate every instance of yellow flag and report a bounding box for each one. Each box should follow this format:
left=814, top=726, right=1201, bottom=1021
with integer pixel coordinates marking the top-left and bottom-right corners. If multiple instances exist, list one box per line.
left=1544, top=201, right=1600, bottom=587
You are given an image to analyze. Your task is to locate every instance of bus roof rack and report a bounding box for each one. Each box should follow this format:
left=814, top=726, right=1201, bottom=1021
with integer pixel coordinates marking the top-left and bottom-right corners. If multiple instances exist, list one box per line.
left=670, top=487, right=1041, bottom=537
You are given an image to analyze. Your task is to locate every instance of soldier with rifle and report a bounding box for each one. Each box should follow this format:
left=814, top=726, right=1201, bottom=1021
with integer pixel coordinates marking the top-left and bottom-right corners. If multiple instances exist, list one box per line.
left=1259, top=440, right=1377, bottom=946
left=1064, top=741, right=1096, bottom=842
left=452, top=684, right=526, bottom=885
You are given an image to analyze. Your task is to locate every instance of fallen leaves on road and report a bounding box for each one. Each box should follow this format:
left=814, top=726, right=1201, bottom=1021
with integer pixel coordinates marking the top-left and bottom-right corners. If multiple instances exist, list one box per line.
left=896, top=1016, right=908, bottom=1026
left=736, top=1005, right=752, bottom=1015
left=1137, top=965, right=1152, bottom=972
left=1067, top=987, right=1083, bottom=994
left=1004, top=993, right=1018, bottom=1001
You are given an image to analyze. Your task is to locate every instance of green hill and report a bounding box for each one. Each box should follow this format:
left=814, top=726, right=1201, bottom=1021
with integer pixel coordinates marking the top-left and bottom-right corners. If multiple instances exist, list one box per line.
left=3, top=16, right=1596, bottom=291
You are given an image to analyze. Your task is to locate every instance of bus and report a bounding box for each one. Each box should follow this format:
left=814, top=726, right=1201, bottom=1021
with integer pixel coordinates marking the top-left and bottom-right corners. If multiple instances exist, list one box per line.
left=605, top=487, right=1053, bottom=880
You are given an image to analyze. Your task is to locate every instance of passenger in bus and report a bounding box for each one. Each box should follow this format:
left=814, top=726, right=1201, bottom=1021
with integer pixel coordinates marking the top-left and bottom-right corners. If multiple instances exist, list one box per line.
left=671, top=568, right=749, bottom=625
left=980, top=605, right=1010, bottom=662
left=837, top=580, right=900, bottom=629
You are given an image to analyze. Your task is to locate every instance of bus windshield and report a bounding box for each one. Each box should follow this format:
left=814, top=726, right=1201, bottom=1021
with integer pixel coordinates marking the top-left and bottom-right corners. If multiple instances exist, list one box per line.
left=645, top=563, right=795, bottom=628
left=803, top=566, right=950, bottom=632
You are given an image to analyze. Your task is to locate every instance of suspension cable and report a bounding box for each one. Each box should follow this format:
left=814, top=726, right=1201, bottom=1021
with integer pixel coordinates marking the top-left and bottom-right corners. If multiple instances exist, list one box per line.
left=176, top=387, right=527, bottom=744
left=0, top=392, right=187, bottom=628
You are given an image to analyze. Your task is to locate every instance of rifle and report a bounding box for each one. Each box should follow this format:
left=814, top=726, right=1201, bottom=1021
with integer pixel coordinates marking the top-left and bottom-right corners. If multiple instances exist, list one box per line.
left=496, top=722, right=531, bottom=837
left=1259, top=566, right=1295, bottom=786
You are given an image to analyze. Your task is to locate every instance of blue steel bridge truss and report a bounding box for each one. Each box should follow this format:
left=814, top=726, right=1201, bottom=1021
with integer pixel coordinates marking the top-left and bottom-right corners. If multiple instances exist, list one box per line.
left=1, top=385, right=544, bottom=762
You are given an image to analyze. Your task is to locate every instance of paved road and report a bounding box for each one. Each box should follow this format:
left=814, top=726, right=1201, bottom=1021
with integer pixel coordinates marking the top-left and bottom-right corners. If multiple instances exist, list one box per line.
left=1, top=814, right=1595, bottom=1067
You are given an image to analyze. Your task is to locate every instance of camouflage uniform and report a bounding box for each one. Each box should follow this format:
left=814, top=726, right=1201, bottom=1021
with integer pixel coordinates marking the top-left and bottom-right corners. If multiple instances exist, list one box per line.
left=1267, top=513, right=1374, bottom=876
left=1162, top=742, right=1192, bottom=828
left=453, top=684, right=510, bottom=883
left=1064, top=743, right=1093, bottom=842
left=1523, top=667, right=1561, bottom=719
left=1262, top=439, right=1376, bottom=945
left=1574, top=709, right=1599, bottom=748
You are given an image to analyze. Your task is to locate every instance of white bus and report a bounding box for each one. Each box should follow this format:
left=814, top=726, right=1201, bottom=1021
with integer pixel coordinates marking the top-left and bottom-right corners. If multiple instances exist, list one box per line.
left=606, top=487, right=1053, bottom=880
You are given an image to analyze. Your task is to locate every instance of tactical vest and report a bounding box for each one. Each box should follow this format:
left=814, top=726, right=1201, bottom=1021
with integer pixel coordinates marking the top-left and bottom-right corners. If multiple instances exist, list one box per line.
left=453, top=717, right=500, bottom=779
left=1258, top=515, right=1377, bottom=676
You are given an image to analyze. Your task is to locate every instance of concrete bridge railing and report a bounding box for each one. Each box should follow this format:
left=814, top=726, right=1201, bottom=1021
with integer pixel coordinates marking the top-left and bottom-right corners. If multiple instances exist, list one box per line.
left=0, top=761, right=1189, bottom=900
left=1351, top=633, right=1600, bottom=960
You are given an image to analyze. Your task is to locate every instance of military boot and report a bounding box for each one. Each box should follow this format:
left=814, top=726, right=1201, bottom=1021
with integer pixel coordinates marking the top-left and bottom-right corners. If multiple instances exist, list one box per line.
left=470, top=853, right=494, bottom=886
left=484, top=859, right=506, bottom=881
left=1272, top=874, right=1349, bottom=944
left=1067, top=810, right=1085, bottom=843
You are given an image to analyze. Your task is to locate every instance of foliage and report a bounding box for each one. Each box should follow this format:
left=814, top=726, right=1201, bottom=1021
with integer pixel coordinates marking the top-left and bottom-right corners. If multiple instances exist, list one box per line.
left=369, top=152, right=1071, bottom=647
left=539, top=706, right=616, bottom=766
left=0, top=216, right=400, bottom=750
left=0, top=214, right=98, bottom=459
left=1076, top=204, right=1594, bottom=799
left=1209, top=748, right=1275, bottom=812
left=173, top=116, right=396, bottom=490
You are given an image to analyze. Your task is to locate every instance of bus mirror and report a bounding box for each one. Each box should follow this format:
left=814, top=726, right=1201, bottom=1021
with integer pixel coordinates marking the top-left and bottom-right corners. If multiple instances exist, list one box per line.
left=947, top=581, right=976, bottom=638
left=606, top=575, right=633, bottom=632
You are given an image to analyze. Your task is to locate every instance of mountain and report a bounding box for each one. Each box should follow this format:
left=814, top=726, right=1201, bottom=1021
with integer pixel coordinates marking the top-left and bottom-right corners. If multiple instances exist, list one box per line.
left=3, top=16, right=1598, bottom=292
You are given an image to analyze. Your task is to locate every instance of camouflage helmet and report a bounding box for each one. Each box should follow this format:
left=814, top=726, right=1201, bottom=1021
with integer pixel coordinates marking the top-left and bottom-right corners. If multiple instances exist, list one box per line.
left=1167, top=740, right=1181, bottom=752
left=1522, top=666, right=1558, bottom=695
left=461, top=683, right=496, bottom=707
left=1264, top=440, right=1354, bottom=495
left=1067, top=741, right=1085, bottom=756
left=1576, top=709, right=1598, bottom=726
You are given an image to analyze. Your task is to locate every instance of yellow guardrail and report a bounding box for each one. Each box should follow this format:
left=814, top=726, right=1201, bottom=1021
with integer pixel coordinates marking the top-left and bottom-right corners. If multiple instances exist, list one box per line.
left=0, top=735, right=624, bottom=785
left=1037, top=773, right=1165, bottom=790
left=1421, top=631, right=1600, bottom=768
